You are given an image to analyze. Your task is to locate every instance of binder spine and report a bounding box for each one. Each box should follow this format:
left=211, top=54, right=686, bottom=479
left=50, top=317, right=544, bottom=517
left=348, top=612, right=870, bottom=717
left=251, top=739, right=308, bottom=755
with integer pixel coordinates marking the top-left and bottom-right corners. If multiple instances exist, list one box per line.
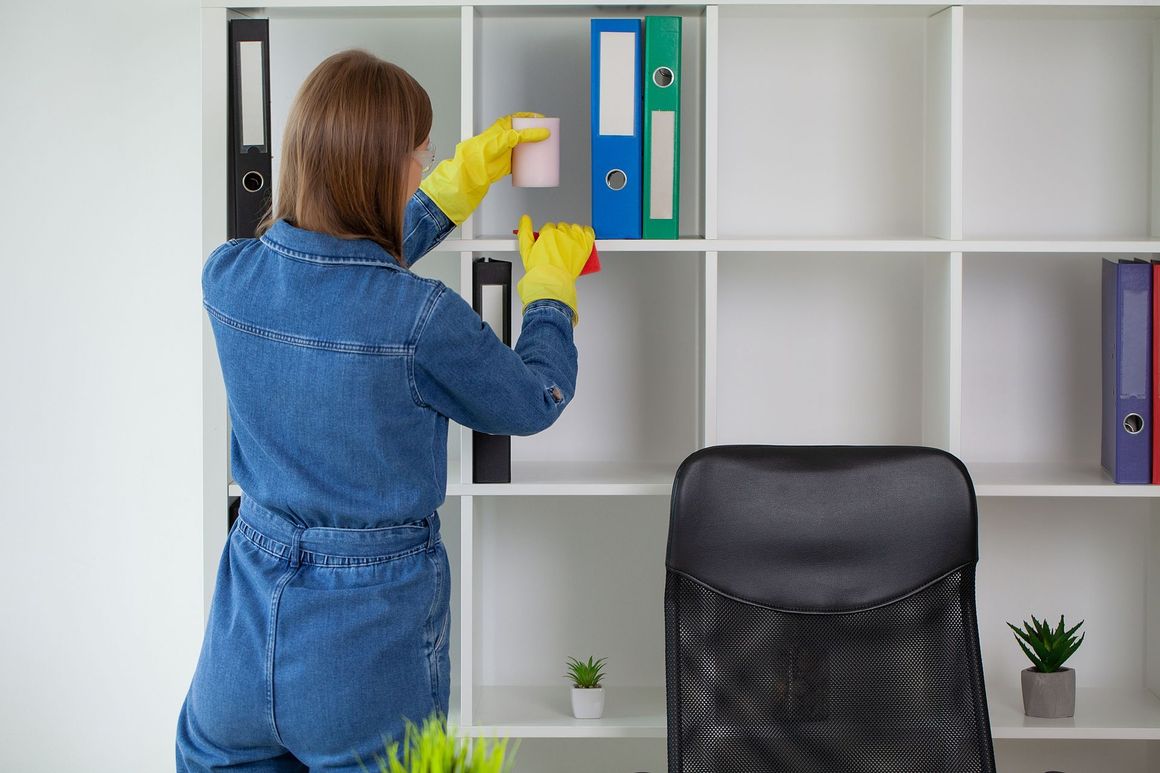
left=643, top=15, right=682, bottom=240
left=1103, top=259, right=1152, bottom=484
left=227, top=18, right=273, bottom=239
left=472, top=258, right=513, bottom=484
left=591, top=18, right=643, bottom=240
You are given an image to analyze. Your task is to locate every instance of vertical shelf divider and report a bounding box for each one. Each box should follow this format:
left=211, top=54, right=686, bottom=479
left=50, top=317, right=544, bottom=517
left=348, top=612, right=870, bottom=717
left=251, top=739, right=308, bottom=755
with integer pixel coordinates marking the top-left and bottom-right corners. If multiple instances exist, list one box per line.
left=946, top=7, right=964, bottom=457
left=459, top=5, right=476, bottom=484
left=457, top=3, right=477, bottom=731
left=921, top=5, right=963, bottom=456
left=704, top=5, right=718, bottom=243
left=700, top=252, right=718, bottom=448
left=924, top=4, right=963, bottom=241
left=948, top=251, right=963, bottom=456
left=701, top=5, right=719, bottom=449
left=458, top=494, right=475, bottom=728
left=202, top=6, right=230, bottom=621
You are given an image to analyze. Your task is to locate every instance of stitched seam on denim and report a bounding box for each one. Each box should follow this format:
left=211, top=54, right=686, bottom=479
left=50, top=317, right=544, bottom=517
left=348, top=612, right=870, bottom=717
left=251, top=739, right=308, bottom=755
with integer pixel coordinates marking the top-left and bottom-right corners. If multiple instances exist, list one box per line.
left=408, top=285, right=446, bottom=409
left=415, top=190, right=456, bottom=240
left=204, top=302, right=411, bottom=356
left=431, top=546, right=448, bottom=653
left=233, top=519, right=429, bottom=564
left=265, top=562, right=301, bottom=747
left=425, top=548, right=443, bottom=710
left=259, top=233, right=402, bottom=268
left=431, top=413, right=440, bottom=493
left=237, top=526, right=428, bottom=565
left=237, top=522, right=290, bottom=561
left=401, top=203, right=424, bottom=247
left=301, top=544, right=428, bottom=566
left=524, top=302, right=573, bottom=323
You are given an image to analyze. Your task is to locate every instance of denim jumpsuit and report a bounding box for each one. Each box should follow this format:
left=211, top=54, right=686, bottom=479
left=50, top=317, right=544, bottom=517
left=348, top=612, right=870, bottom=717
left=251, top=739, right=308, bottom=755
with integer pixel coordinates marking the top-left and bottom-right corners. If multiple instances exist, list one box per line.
left=177, top=189, right=577, bottom=771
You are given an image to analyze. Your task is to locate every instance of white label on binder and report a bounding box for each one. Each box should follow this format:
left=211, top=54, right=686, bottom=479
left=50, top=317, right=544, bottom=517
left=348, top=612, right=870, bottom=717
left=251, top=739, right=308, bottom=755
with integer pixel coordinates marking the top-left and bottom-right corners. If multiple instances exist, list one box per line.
left=239, top=41, right=265, bottom=148
left=650, top=110, right=675, bottom=220
left=482, top=285, right=504, bottom=341
left=599, top=32, right=636, bottom=137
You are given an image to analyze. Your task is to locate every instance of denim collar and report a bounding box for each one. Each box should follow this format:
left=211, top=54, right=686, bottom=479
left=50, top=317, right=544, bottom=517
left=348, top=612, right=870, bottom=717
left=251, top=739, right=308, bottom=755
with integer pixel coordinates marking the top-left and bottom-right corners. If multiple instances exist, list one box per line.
left=260, top=219, right=404, bottom=269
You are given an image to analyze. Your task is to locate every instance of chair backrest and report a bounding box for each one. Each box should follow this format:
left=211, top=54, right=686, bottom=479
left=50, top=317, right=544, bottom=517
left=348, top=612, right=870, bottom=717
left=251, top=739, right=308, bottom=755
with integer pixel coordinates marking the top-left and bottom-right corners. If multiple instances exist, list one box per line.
left=665, top=445, right=996, bottom=773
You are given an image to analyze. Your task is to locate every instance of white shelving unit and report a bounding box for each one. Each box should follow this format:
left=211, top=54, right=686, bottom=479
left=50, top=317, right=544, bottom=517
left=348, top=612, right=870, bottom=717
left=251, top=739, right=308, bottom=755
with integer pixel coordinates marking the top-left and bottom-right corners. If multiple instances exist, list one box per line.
left=203, top=2, right=1160, bottom=771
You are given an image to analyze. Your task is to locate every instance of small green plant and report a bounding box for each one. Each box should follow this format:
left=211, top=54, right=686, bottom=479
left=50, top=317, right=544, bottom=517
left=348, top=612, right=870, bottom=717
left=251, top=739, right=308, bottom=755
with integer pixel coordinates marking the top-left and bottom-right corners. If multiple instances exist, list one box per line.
left=1007, top=614, right=1085, bottom=673
left=564, top=655, right=607, bottom=689
left=358, top=713, right=518, bottom=773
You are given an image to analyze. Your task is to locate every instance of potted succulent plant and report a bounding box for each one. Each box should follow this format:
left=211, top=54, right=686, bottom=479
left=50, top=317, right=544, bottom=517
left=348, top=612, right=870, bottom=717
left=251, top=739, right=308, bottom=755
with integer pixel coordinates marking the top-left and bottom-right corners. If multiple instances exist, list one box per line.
left=565, top=655, right=607, bottom=719
left=360, top=713, right=517, bottom=773
left=1007, top=614, right=1085, bottom=719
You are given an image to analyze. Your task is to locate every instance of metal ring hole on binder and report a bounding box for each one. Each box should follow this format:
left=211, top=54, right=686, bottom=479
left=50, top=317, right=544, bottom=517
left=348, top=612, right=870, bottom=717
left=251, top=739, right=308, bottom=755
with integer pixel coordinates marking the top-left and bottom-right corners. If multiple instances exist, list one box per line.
left=605, top=169, right=627, bottom=191
left=242, top=171, right=265, bottom=193
left=653, top=66, right=675, bottom=88
left=1125, top=413, right=1145, bottom=435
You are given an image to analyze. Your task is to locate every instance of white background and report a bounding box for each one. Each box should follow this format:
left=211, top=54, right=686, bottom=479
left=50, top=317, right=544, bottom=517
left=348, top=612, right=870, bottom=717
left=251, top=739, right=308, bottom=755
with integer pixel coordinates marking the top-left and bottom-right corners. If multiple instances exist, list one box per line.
left=0, top=0, right=205, bottom=769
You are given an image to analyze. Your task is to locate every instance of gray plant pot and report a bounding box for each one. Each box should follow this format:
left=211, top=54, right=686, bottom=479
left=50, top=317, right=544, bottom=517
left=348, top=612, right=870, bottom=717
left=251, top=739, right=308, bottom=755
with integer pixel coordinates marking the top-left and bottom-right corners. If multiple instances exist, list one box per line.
left=1021, top=667, right=1076, bottom=718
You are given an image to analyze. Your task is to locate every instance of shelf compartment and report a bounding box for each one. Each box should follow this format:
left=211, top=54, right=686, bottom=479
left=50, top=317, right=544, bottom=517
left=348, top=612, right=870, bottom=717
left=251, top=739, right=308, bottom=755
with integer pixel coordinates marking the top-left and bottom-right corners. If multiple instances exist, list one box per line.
left=265, top=8, right=462, bottom=233
left=456, top=249, right=700, bottom=470
left=716, top=252, right=952, bottom=447
left=474, top=497, right=667, bottom=700
left=976, top=498, right=1150, bottom=697
left=716, top=6, right=949, bottom=239
left=963, top=7, right=1160, bottom=239
left=959, top=252, right=1153, bottom=470
left=469, top=5, right=706, bottom=239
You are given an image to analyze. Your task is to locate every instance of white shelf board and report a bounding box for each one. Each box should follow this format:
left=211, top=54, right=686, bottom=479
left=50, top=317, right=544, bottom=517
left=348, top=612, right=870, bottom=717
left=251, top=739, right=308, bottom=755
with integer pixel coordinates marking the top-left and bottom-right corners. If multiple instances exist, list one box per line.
left=437, top=238, right=711, bottom=253
left=461, top=685, right=1160, bottom=741
left=448, top=461, right=678, bottom=496
left=231, top=461, right=1160, bottom=500
left=208, top=1, right=1160, bottom=9
left=433, top=238, right=1160, bottom=254
left=464, top=686, right=666, bottom=738
left=988, top=686, right=1160, bottom=740
left=229, top=461, right=676, bottom=499
left=967, top=462, right=1160, bottom=498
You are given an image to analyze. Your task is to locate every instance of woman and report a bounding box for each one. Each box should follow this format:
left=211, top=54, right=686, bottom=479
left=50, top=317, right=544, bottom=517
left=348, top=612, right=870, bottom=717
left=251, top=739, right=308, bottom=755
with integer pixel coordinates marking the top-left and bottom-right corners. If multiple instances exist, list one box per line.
left=177, top=49, right=594, bottom=771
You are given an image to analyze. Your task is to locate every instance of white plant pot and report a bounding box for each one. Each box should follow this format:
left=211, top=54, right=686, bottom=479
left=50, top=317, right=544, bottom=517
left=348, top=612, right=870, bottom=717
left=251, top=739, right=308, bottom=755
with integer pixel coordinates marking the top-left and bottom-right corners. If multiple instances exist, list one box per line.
left=571, top=687, right=605, bottom=719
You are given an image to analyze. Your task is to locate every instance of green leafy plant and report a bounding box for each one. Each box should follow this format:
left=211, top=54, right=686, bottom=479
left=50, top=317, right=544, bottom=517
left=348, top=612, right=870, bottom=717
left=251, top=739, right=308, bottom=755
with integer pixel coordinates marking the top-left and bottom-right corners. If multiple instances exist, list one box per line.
left=564, top=655, right=607, bottom=689
left=1006, top=614, right=1085, bottom=673
left=358, top=713, right=518, bottom=773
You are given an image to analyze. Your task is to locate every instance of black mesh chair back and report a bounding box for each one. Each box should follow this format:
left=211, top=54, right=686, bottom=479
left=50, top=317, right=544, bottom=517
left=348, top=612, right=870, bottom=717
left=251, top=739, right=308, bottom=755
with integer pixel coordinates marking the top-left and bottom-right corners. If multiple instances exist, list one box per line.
left=665, top=446, right=995, bottom=773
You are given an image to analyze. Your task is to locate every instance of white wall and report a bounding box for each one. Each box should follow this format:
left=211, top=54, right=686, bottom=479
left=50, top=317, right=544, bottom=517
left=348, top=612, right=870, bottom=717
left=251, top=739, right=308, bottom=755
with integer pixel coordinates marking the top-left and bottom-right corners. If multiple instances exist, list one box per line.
left=0, top=1, right=205, bottom=769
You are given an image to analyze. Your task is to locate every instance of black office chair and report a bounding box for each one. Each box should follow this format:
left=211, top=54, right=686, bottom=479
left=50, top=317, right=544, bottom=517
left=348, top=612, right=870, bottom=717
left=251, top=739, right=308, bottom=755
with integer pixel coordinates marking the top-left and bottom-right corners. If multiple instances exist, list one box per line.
left=665, top=446, right=996, bottom=773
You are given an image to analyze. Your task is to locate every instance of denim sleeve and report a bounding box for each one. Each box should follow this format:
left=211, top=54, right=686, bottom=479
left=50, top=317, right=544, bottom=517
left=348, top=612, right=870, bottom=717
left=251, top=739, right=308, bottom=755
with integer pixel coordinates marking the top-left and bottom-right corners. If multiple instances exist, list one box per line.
left=402, top=189, right=455, bottom=267
left=411, top=287, right=577, bottom=436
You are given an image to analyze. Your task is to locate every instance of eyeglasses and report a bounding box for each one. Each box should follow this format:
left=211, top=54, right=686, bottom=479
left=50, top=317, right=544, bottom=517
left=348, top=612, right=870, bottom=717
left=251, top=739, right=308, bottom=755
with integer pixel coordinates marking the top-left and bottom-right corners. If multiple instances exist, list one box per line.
left=412, top=141, right=437, bottom=174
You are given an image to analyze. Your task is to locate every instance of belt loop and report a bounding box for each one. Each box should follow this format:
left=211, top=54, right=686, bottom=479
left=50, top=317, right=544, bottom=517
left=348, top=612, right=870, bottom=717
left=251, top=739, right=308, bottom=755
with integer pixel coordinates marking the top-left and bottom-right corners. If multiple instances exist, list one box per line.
left=425, top=514, right=437, bottom=551
left=289, top=526, right=303, bottom=568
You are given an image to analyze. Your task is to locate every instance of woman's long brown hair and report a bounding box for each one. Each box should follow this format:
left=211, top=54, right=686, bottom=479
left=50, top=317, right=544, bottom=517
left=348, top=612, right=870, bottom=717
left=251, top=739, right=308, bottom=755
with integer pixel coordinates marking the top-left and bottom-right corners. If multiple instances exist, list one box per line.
left=257, top=50, right=432, bottom=266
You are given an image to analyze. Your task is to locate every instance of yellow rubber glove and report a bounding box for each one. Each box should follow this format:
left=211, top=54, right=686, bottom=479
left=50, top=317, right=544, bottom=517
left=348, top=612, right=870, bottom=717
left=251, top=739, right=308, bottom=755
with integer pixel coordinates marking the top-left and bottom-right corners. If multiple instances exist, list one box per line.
left=516, top=215, right=596, bottom=327
left=418, top=113, right=551, bottom=226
